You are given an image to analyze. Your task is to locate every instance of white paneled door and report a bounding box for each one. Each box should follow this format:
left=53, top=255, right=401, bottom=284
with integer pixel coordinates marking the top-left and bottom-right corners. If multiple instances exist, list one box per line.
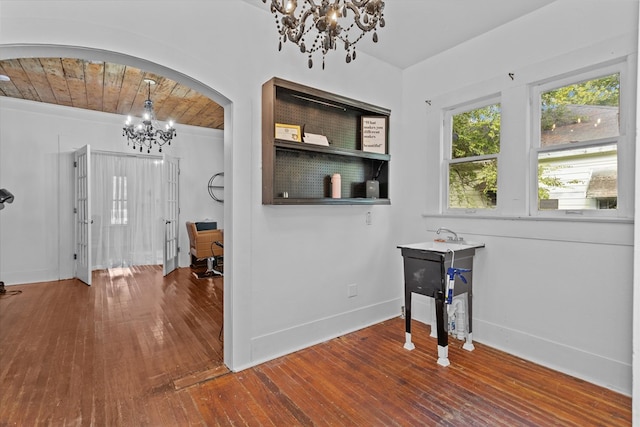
left=163, top=155, right=179, bottom=276
left=74, top=145, right=92, bottom=286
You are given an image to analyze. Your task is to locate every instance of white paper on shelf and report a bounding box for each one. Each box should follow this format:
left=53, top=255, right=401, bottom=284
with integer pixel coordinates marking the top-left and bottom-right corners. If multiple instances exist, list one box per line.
left=303, top=133, right=329, bottom=146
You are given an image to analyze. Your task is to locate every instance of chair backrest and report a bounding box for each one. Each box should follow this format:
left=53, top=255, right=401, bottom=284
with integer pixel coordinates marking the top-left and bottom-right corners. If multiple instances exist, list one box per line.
left=195, top=221, right=217, bottom=231
left=186, top=221, right=223, bottom=258
left=186, top=222, right=197, bottom=250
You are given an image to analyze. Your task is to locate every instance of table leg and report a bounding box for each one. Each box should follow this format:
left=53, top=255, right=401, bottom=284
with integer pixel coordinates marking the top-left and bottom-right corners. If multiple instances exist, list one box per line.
left=463, top=292, right=475, bottom=351
left=434, top=290, right=450, bottom=366
left=403, top=289, right=415, bottom=350
left=430, top=298, right=438, bottom=338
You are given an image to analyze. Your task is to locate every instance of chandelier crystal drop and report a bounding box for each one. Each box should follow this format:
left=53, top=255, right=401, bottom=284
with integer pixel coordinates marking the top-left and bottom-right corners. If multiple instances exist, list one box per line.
left=262, top=0, right=385, bottom=69
left=122, top=78, right=176, bottom=153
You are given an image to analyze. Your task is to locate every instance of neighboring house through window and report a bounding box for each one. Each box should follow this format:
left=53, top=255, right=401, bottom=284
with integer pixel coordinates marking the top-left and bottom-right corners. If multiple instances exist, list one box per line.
left=532, top=65, right=625, bottom=217
left=440, top=61, right=631, bottom=220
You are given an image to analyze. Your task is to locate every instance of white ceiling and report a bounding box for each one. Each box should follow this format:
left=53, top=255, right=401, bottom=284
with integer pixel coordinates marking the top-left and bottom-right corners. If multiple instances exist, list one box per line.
left=250, top=0, right=557, bottom=69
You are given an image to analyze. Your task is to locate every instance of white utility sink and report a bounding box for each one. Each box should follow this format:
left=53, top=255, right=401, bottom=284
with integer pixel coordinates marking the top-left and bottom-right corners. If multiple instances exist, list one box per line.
left=397, top=238, right=485, bottom=366
left=397, top=240, right=485, bottom=253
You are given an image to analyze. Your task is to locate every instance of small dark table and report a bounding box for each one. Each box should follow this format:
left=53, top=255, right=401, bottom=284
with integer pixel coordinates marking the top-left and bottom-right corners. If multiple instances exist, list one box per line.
left=398, top=241, right=484, bottom=366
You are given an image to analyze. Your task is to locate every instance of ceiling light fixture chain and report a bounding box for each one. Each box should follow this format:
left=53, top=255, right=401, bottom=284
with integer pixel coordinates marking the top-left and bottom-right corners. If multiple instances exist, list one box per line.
left=263, top=0, right=385, bottom=69
left=123, top=78, right=176, bottom=153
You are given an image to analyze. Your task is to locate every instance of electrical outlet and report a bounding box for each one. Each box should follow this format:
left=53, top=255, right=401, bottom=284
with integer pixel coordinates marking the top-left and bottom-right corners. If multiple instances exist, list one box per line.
left=366, top=211, right=372, bottom=225
left=347, top=284, right=358, bottom=298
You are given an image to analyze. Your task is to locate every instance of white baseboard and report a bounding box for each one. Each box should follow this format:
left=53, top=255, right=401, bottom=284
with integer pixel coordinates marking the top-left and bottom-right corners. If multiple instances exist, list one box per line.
left=242, top=297, right=402, bottom=372
left=383, top=296, right=631, bottom=396
left=0, top=268, right=61, bottom=286
left=475, top=318, right=632, bottom=396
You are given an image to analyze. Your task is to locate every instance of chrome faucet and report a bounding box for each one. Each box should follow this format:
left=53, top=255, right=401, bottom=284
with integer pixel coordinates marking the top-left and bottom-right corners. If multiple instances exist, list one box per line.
left=436, top=227, right=463, bottom=242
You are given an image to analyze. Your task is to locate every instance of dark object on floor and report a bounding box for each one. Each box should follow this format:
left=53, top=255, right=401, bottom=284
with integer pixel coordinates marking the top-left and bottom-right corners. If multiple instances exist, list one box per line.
left=0, top=188, right=14, bottom=210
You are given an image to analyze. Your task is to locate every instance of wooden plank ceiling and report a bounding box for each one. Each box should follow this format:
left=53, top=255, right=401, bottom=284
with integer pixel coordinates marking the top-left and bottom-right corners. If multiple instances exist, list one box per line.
left=0, top=58, right=224, bottom=130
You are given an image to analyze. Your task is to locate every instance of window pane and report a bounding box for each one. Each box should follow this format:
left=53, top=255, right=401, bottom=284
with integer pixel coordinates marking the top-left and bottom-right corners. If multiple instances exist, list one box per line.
left=538, top=144, right=617, bottom=210
left=452, top=104, right=500, bottom=159
left=110, top=175, right=128, bottom=224
left=449, top=159, right=497, bottom=209
left=540, top=74, right=619, bottom=147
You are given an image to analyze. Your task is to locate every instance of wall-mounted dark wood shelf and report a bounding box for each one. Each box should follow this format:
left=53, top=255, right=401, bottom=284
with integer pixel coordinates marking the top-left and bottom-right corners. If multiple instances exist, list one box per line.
left=262, top=77, right=391, bottom=205
left=274, top=140, right=391, bottom=161
left=270, top=197, right=391, bottom=206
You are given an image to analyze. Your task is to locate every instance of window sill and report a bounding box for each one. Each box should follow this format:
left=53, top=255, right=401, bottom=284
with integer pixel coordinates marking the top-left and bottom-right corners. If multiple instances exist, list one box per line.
left=421, top=212, right=633, bottom=246
left=424, top=212, right=633, bottom=225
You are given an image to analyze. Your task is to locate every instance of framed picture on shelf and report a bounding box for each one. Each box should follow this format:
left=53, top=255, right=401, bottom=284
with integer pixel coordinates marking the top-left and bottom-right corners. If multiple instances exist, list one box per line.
left=361, top=116, right=387, bottom=154
left=275, top=123, right=302, bottom=142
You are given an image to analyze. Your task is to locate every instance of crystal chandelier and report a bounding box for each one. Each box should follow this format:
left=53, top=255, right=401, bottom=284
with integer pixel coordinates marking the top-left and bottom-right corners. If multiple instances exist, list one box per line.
left=123, top=78, right=176, bottom=153
left=263, top=0, right=385, bottom=69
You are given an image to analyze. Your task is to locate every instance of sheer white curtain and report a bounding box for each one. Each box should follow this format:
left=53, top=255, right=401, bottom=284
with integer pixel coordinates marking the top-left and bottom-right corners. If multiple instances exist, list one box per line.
left=91, top=152, right=163, bottom=269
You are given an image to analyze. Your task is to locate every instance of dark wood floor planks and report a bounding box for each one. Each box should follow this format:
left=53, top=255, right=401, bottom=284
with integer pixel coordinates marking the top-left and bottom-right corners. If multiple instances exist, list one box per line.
left=0, top=265, right=631, bottom=426
left=0, top=266, right=224, bottom=426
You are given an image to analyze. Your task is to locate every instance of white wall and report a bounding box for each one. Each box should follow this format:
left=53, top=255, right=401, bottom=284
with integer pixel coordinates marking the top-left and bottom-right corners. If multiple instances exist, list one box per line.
left=399, top=0, right=638, bottom=395
left=0, top=0, right=404, bottom=374
left=0, top=97, right=223, bottom=283
left=0, top=0, right=636, bottom=402
left=634, top=4, right=640, bottom=422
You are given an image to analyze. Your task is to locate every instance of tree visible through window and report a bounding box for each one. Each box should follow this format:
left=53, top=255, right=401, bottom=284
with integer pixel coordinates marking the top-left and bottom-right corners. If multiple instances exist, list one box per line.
left=448, top=103, right=501, bottom=209
left=537, top=73, right=619, bottom=211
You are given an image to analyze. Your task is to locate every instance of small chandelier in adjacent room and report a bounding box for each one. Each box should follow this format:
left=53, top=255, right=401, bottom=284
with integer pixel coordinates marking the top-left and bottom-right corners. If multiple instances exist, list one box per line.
left=123, top=78, right=176, bottom=153
left=263, top=0, right=385, bottom=69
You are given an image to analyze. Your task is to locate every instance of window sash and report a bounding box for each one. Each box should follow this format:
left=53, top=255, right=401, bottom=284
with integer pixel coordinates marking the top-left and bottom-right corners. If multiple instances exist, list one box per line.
left=530, top=62, right=629, bottom=218
left=444, top=97, right=501, bottom=212
left=447, top=156, right=499, bottom=210
left=111, top=175, right=128, bottom=225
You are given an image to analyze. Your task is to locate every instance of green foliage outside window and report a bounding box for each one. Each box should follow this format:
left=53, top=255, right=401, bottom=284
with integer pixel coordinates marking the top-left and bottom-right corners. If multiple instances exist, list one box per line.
left=449, top=159, right=497, bottom=208
left=452, top=104, right=501, bottom=158
left=540, top=74, right=619, bottom=132
left=449, top=104, right=500, bottom=208
left=448, top=74, right=620, bottom=210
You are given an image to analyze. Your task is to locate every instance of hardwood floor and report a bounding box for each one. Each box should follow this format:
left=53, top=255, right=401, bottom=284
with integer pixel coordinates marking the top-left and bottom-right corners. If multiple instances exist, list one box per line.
left=0, top=266, right=631, bottom=426
left=0, top=266, right=225, bottom=426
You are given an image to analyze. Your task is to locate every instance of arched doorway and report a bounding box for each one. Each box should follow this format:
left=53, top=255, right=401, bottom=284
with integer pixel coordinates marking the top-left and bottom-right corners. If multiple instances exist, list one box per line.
left=0, top=44, right=234, bottom=370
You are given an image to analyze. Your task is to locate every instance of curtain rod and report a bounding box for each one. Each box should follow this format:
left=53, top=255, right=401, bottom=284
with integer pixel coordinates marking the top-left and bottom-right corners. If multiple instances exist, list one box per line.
left=91, top=149, right=163, bottom=160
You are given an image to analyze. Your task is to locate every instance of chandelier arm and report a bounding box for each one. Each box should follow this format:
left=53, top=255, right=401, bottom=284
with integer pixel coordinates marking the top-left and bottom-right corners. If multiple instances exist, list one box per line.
left=344, top=2, right=381, bottom=33
left=293, top=8, right=316, bottom=43
left=153, top=128, right=177, bottom=145
left=279, top=7, right=316, bottom=45
left=270, top=0, right=298, bottom=15
left=270, top=0, right=317, bottom=22
left=347, top=0, right=370, bottom=8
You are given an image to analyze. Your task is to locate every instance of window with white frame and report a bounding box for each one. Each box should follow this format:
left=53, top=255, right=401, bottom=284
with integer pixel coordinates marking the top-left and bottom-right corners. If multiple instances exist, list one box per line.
left=445, top=100, right=501, bottom=210
left=110, top=175, right=128, bottom=225
left=532, top=66, right=625, bottom=216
